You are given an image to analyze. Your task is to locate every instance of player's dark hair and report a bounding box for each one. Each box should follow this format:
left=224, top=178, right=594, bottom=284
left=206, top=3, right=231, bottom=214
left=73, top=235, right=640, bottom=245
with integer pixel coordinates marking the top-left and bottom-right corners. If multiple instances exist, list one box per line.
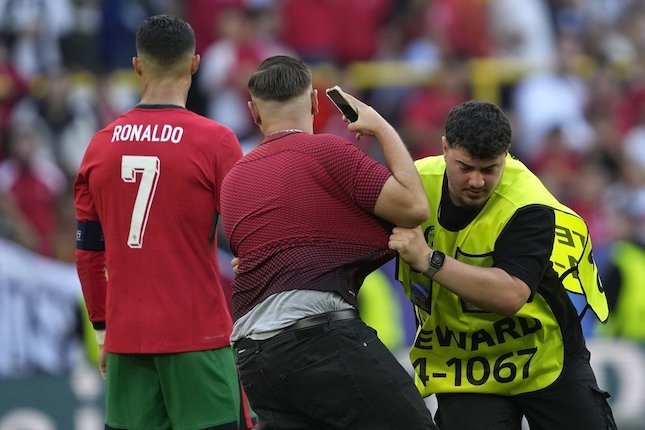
left=444, top=100, right=512, bottom=159
left=136, top=15, right=195, bottom=66
left=248, top=55, right=312, bottom=101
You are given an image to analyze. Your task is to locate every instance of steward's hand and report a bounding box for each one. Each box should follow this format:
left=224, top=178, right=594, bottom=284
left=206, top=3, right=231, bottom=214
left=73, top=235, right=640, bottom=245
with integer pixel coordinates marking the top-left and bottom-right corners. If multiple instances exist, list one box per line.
left=388, top=226, right=432, bottom=272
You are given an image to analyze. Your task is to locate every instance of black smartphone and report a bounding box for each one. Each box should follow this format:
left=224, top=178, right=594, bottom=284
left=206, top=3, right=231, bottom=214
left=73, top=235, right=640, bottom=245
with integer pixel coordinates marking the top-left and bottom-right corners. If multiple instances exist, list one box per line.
left=325, top=85, right=359, bottom=122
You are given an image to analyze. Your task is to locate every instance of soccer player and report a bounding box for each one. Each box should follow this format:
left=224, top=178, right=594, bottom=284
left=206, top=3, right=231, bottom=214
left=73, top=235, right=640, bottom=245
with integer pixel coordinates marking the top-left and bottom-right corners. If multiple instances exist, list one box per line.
left=74, top=15, right=254, bottom=430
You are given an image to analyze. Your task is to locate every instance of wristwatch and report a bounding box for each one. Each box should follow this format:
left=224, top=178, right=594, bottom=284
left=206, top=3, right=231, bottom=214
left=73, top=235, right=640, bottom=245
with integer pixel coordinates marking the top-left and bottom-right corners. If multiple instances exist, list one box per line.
left=423, top=250, right=445, bottom=279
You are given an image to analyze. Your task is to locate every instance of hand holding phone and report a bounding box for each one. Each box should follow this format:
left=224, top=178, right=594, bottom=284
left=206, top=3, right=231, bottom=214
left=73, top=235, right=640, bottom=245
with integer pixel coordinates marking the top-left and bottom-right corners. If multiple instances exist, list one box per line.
left=325, top=85, right=359, bottom=122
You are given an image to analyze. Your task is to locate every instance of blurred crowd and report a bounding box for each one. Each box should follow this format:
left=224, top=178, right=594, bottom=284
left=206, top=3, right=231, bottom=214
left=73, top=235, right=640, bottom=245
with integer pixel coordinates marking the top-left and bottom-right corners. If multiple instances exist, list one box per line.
left=1, top=0, right=645, bottom=344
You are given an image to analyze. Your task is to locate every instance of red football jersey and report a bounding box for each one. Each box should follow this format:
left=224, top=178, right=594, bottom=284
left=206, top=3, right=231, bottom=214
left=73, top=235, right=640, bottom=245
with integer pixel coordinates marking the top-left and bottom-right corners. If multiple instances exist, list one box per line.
left=74, top=106, right=242, bottom=353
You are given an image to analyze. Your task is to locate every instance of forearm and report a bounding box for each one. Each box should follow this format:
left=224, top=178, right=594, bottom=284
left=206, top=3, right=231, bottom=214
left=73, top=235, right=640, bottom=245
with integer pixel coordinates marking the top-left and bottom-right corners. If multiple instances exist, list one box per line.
left=390, top=226, right=530, bottom=315
left=432, top=257, right=530, bottom=316
left=76, top=249, right=107, bottom=327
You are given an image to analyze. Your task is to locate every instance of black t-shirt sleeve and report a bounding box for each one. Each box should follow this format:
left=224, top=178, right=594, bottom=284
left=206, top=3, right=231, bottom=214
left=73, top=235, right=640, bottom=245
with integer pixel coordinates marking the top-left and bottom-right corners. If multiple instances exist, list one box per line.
left=493, top=205, right=555, bottom=297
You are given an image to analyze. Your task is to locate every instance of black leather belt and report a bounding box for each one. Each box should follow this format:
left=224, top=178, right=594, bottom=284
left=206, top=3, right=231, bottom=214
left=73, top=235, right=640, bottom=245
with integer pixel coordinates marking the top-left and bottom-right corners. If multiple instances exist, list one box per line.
left=289, top=308, right=359, bottom=330
left=233, top=309, right=359, bottom=351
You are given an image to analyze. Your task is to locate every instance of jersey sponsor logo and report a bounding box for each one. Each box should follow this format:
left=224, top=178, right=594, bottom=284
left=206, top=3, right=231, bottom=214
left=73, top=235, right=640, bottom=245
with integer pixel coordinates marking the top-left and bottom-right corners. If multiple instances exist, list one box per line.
left=111, top=124, right=184, bottom=144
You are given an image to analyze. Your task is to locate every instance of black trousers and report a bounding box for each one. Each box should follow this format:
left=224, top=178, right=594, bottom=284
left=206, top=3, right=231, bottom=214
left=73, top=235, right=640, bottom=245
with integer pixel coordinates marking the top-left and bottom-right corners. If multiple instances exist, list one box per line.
left=435, top=353, right=617, bottom=430
left=234, top=315, right=437, bottom=430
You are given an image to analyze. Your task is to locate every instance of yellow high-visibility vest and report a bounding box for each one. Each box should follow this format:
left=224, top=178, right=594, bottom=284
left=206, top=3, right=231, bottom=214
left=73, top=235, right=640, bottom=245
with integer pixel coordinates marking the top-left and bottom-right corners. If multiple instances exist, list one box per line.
left=397, top=155, right=608, bottom=396
left=597, top=241, right=645, bottom=340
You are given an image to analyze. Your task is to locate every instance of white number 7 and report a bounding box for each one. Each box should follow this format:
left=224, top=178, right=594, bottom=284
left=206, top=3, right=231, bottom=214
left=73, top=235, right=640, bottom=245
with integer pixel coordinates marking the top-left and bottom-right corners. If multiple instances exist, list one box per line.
left=121, top=155, right=160, bottom=248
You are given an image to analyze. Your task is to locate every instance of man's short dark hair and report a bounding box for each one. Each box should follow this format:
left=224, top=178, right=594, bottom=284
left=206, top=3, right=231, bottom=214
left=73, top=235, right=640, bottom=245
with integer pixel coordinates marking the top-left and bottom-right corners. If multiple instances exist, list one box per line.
left=444, top=100, right=512, bottom=159
left=248, top=55, right=312, bottom=101
left=136, top=15, right=195, bottom=66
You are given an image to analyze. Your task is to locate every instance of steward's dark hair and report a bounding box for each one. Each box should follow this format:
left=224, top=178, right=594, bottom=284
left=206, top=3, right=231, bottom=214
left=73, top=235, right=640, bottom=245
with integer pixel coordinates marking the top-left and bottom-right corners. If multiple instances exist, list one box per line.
left=248, top=55, right=312, bottom=101
left=136, top=15, right=195, bottom=66
left=444, top=100, right=512, bottom=159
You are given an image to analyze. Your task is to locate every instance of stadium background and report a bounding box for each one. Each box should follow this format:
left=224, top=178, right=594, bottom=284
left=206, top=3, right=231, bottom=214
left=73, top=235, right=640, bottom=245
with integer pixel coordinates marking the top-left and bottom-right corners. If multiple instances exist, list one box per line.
left=1, top=0, right=645, bottom=428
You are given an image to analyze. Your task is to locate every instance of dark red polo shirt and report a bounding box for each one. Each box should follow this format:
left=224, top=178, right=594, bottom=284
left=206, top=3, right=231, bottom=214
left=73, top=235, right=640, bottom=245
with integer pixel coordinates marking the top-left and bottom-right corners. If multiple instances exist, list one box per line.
left=221, top=131, right=394, bottom=319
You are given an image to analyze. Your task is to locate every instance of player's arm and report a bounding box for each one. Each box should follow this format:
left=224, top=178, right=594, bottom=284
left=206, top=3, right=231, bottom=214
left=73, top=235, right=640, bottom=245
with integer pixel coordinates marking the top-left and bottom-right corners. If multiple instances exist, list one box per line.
left=76, top=222, right=107, bottom=332
left=73, top=173, right=107, bottom=345
left=211, top=129, right=243, bottom=243
left=214, top=129, right=243, bottom=209
left=75, top=216, right=108, bottom=380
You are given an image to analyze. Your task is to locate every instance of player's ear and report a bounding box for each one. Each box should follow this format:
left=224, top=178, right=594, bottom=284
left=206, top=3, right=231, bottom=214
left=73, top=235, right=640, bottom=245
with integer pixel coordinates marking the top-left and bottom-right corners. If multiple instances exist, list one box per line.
left=248, top=100, right=261, bottom=126
left=132, top=57, right=142, bottom=76
left=311, top=88, right=319, bottom=116
left=442, top=136, right=449, bottom=155
left=190, top=54, right=200, bottom=75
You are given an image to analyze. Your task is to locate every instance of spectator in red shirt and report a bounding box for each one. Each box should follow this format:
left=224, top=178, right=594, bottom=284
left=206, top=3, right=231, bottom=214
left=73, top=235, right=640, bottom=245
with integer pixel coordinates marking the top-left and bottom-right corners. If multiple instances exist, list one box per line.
left=279, top=0, right=338, bottom=63
left=0, top=126, right=66, bottom=256
left=199, top=5, right=293, bottom=144
left=400, top=57, right=469, bottom=159
left=0, top=40, right=29, bottom=158
left=334, top=0, right=394, bottom=64
left=425, top=0, right=494, bottom=58
left=221, top=55, right=436, bottom=429
left=184, top=0, right=243, bottom=54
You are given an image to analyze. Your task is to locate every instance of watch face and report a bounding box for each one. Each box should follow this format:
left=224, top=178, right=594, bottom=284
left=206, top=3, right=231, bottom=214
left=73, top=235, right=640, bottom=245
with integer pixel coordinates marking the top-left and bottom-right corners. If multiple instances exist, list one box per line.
left=431, top=251, right=445, bottom=268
